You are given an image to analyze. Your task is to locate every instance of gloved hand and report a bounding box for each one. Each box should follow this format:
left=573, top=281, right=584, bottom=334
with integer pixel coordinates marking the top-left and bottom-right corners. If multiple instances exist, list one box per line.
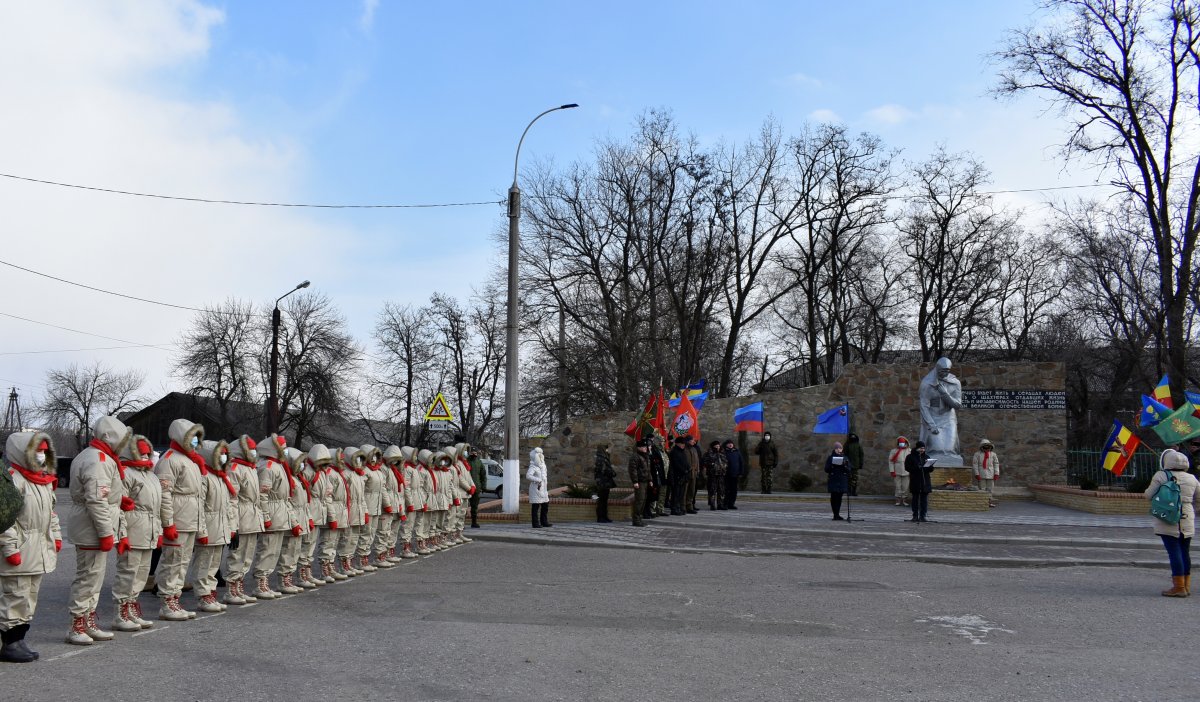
left=99, top=534, right=115, bottom=552
left=117, top=537, right=130, bottom=555
left=4, top=552, right=21, bottom=566
left=156, top=535, right=163, bottom=548
left=120, top=495, right=136, bottom=511
left=163, top=524, right=179, bottom=541
left=890, top=472, right=896, bottom=478
left=364, top=513, right=370, bottom=524
left=422, top=504, right=428, bottom=512
left=309, top=519, right=315, bottom=530
left=263, top=520, right=272, bottom=529
left=55, top=539, right=62, bottom=553
left=328, top=520, right=338, bottom=530
left=406, top=504, right=415, bottom=512
left=400, top=515, right=407, bottom=522
left=453, top=498, right=461, bottom=506
left=974, top=475, right=981, bottom=481
left=197, top=536, right=208, bottom=546
left=291, top=525, right=302, bottom=537
left=993, top=474, right=999, bottom=481
left=383, top=506, right=393, bottom=513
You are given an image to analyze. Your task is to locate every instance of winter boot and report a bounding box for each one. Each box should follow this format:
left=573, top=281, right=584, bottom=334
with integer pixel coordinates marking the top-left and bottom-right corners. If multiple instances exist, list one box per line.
left=66, top=616, right=95, bottom=645
left=254, top=576, right=279, bottom=600
left=112, top=601, right=141, bottom=632
left=129, top=601, right=153, bottom=629
left=158, top=596, right=189, bottom=622
left=387, top=547, right=403, bottom=564
left=279, top=572, right=302, bottom=595
left=303, top=565, right=323, bottom=587
left=415, top=539, right=431, bottom=556
left=322, top=560, right=343, bottom=582
left=85, top=610, right=114, bottom=641
left=197, top=594, right=223, bottom=613
left=222, top=580, right=247, bottom=606
left=1185, top=573, right=1192, bottom=596
left=174, top=595, right=197, bottom=619
left=374, top=552, right=395, bottom=568
left=359, top=555, right=378, bottom=573
left=339, top=556, right=358, bottom=577
left=402, top=543, right=418, bottom=559
left=459, top=529, right=472, bottom=543
left=238, top=580, right=258, bottom=603
left=0, top=624, right=37, bottom=663
left=1163, top=575, right=1189, bottom=597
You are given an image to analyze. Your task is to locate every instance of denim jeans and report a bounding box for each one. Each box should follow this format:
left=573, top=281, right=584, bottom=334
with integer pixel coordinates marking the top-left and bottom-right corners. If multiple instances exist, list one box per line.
left=1160, top=534, right=1192, bottom=576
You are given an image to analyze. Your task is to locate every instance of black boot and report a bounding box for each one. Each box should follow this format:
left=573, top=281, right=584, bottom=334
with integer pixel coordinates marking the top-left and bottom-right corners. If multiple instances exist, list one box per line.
left=0, top=624, right=36, bottom=663
left=532, top=511, right=541, bottom=529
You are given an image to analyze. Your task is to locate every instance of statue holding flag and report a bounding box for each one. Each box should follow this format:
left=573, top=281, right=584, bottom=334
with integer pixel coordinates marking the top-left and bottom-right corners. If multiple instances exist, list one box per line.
left=919, top=357, right=964, bottom=467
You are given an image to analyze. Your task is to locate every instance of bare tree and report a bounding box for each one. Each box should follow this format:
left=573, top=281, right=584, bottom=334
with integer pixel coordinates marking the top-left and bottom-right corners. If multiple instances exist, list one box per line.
left=172, top=298, right=260, bottom=435
left=39, top=362, right=146, bottom=450
left=371, top=302, right=437, bottom=445
left=997, top=0, right=1200, bottom=402
left=427, top=291, right=505, bottom=443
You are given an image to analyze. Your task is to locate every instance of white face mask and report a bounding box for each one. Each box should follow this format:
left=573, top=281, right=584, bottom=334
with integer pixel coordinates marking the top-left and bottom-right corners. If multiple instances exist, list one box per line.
left=219, top=454, right=228, bottom=466
left=248, top=449, right=258, bottom=462
left=190, top=437, right=199, bottom=448
left=35, top=451, right=46, bottom=466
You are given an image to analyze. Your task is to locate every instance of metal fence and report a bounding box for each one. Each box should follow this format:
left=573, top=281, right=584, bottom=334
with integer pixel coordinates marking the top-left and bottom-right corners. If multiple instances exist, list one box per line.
left=1064, top=448, right=1160, bottom=488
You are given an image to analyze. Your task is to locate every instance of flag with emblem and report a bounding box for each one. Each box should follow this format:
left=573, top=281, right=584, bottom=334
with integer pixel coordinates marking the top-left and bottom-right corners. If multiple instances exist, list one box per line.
left=1150, top=402, right=1200, bottom=445
left=813, top=404, right=850, bottom=435
left=670, top=392, right=701, bottom=442
left=1139, top=395, right=1172, bottom=427
left=624, top=386, right=666, bottom=442
left=1100, top=420, right=1141, bottom=477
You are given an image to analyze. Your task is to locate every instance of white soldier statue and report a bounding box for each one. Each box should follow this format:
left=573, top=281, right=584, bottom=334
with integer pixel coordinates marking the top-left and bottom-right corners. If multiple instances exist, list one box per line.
left=918, top=357, right=964, bottom=466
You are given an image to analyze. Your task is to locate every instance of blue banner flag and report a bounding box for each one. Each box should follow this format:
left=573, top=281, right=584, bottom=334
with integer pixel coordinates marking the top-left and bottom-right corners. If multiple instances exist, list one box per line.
left=813, top=404, right=850, bottom=434
left=734, top=402, right=764, bottom=433
left=1140, top=394, right=1173, bottom=427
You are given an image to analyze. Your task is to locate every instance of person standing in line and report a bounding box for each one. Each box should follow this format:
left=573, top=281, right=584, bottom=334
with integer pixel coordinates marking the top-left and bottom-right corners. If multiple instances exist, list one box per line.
left=647, top=439, right=666, bottom=519
left=319, top=448, right=349, bottom=580
left=667, top=437, right=689, bottom=516
left=299, top=445, right=333, bottom=583
left=702, top=441, right=728, bottom=510
left=824, top=442, right=851, bottom=520
left=153, top=419, right=207, bottom=622
left=906, top=441, right=934, bottom=523
left=468, top=446, right=487, bottom=529
left=356, top=446, right=384, bottom=571
left=723, top=439, right=742, bottom=510
left=685, top=435, right=701, bottom=514
left=252, top=434, right=295, bottom=599
left=110, top=435, right=160, bottom=631
left=593, top=445, right=615, bottom=523
left=274, top=447, right=310, bottom=592
left=845, top=433, right=864, bottom=497
left=628, top=440, right=651, bottom=527
left=651, top=436, right=671, bottom=517
left=65, top=416, right=128, bottom=644
left=526, top=447, right=551, bottom=529
left=755, top=433, right=778, bottom=494
left=400, top=447, right=422, bottom=556
left=972, top=438, right=1001, bottom=508
left=0, top=431, right=61, bottom=663
left=1145, top=449, right=1198, bottom=597
left=337, top=448, right=368, bottom=573
left=224, top=435, right=263, bottom=604
left=193, top=440, right=234, bottom=613
left=888, top=436, right=911, bottom=507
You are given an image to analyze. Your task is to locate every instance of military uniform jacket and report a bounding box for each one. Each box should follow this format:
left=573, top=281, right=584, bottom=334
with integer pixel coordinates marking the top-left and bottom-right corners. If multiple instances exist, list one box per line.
left=455, top=461, right=476, bottom=503
left=342, top=468, right=367, bottom=526
left=324, top=467, right=349, bottom=527
left=259, top=458, right=298, bottom=532
left=119, top=465, right=163, bottom=550
left=702, top=450, right=728, bottom=478
left=0, top=432, right=61, bottom=576
left=302, top=465, right=330, bottom=526
left=231, top=460, right=266, bottom=534
left=403, top=463, right=425, bottom=512
left=628, top=452, right=651, bottom=484
left=288, top=468, right=312, bottom=536
left=155, top=448, right=205, bottom=533
left=199, top=471, right=234, bottom=544
left=363, top=466, right=385, bottom=516
left=66, top=444, right=122, bottom=546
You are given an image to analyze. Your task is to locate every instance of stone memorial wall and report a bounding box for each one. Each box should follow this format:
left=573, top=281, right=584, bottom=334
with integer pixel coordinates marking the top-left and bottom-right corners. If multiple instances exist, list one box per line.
left=522, top=361, right=1067, bottom=494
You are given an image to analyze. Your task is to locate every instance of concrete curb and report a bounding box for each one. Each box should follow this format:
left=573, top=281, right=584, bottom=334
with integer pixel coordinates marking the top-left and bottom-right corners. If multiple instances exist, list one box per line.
left=469, top=531, right=1163, bottom=569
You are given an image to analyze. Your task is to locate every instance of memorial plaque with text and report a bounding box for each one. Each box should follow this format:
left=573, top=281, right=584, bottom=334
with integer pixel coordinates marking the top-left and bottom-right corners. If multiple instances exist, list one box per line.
left=961, top=389, right=1066, bottom=410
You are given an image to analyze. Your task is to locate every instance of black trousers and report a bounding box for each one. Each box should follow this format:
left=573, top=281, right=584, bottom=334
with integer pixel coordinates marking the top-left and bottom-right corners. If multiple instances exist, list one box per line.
left=596, top=487, right=611, bottom=521
left=911, top=492, right=929, bottom=521
left=531, top=502, right=549, bottom=527
left=669, top=472, right=687, bottom=513
left=830, top=491, right=844, bottom=516
left=469, top=494, right=480, bottom=525
left=724, top=474, right=739, bottom=508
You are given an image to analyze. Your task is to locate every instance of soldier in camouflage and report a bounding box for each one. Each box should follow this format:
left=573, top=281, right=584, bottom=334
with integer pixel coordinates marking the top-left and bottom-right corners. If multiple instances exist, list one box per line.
left=755, top=433, right=779, bottom=494
left=702, top=440, right=728, bottom=510
left=627, top=441, right=651, bottom=527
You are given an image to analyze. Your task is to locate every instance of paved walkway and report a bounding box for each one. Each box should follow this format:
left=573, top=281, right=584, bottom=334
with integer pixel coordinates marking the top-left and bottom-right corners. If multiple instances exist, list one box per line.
left=472, top=498, right=1166, bottom=568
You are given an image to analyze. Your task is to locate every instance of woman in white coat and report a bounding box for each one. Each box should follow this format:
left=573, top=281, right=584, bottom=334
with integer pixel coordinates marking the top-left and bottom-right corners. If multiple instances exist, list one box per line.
left=1145, top=448, right=1198, bottom=597
left=526, top=447, right=551, bottom=529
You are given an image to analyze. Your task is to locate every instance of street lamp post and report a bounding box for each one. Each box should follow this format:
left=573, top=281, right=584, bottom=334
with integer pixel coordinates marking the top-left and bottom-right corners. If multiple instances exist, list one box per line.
left=503, top=103, right=578, bottom=513
left=267, top=280, right=311, bottom=436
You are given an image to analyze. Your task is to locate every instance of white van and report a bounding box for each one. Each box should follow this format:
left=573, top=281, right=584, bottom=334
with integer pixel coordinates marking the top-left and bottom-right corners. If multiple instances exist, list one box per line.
left=482, top=458, right=504, bottom=499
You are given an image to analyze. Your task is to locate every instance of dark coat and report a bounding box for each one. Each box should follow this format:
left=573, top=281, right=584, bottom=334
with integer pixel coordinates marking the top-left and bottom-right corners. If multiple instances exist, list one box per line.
left=668, top=446, right=690, bottom=479
left=724, top=448, right=744, bottom=477
left=627, top=451, right=651, bottom=484
left=648, top=447, right=666, bottom=487
left=906, top=451, right=934, bottom=494
left=824, top=452, right=851, bottom=493
left=845, top=439, right=864, bottom=472
left=755, top=439, right=779, bottom=467
left=594, top=449, right=616, bottom=489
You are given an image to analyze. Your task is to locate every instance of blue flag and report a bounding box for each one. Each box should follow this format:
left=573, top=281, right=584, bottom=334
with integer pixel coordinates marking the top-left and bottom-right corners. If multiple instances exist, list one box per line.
left=668, top=391, right=708, bottom=411
left=813, top=404, right=850, bottom=434
left=1140, top=394, right=1172, bottom=427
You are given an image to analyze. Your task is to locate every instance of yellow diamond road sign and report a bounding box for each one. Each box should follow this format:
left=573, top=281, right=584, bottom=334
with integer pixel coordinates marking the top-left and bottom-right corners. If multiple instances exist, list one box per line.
left=424, top=392, right=455, bottom=422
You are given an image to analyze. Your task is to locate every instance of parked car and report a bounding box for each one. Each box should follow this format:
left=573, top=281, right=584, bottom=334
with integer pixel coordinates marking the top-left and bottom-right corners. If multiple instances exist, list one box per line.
left=482, top=458, right=504, bottom=499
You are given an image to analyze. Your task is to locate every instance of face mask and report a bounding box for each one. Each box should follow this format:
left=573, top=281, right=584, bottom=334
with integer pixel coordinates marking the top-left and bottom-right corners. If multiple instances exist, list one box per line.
left=764, top=436, right=771, bottom=441
left=248, top=449, right=258, bottom=461
left=219, top=454, right=228, bottom=466
left=35, top=451, right=46, bottom=466
left=190, top=437, right=199, bottom=448
left=355, top=457, right=364, bottom=467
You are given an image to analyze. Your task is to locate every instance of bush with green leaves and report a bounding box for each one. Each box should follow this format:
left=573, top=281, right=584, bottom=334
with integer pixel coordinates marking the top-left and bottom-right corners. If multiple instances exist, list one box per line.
left=788, top=472, right=813, bottom=492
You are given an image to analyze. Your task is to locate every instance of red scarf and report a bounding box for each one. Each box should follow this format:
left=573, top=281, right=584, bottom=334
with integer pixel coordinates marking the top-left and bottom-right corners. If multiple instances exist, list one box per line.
left=424, top=464, right=437, bottom=490
left=231, top=457, right=255, bottom=470
left=10, top=463, right=56, bottom=487
left=119, top=459, right=154, bottom=471
left=272, top=458, right=296, bottom=497
left=169, top=440, right=208, bottom=475
left=890, top=447, right=906, bottom=462
left=982, top=451, right=991, bottom=470
left=389, top=463, right=405, bottom=488
left=210, top=465, right=238, bottom=497
left=296, top=471, right=313, bottom=502
left=91, top=438, right=124, bottom=479
left=329, top=467, right=350, bottom=515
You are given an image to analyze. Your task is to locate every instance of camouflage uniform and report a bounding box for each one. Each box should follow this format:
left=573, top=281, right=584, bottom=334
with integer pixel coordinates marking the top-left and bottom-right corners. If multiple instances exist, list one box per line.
left=755, top=437, right=779, bottom=494
left=702, top=446, right=728, bottom=510
left=627, top=448, right=651, bottom=527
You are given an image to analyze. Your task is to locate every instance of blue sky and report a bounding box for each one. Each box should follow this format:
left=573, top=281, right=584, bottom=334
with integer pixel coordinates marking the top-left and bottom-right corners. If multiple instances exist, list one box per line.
left=0, top=0, right=1088, bottom=404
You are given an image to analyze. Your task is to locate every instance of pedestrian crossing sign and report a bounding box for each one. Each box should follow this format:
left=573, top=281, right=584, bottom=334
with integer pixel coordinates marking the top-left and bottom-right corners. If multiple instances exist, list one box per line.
left=424, top=392, right=455, bottom=422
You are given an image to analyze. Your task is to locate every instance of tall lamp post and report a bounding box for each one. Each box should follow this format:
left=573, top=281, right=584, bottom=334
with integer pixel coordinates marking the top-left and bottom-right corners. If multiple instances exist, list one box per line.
left=267, top=280, right=311, bottom=435
left=503, top=103, right=578, bottom=513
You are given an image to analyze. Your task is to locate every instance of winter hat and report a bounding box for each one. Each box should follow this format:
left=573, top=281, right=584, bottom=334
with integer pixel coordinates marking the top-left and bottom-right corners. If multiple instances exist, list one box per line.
left=833, top=442, right=844, bottom=451
left=914, top=441, right=926, bottom=449
left=1163, top=449, right=1189, bottom=471
left=896, top=436, right=909, bottom=446
left=37, top=440, right=49, bottom=450
left=710, top=440, right=721, bottom=449
left=848, top=433, right=859, bottom=442
left=979, top=438, right=994, bottom=449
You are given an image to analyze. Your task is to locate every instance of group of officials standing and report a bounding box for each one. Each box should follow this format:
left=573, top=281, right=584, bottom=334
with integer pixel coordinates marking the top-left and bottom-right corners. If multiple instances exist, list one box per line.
left=594, top=434, right=781, bottom=527
left=0, top=414, right=486, bottom=664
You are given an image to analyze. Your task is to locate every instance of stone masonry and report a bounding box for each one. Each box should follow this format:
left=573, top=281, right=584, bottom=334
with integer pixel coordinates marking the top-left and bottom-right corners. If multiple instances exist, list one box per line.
left=523, top=362, right=1066, bottom=496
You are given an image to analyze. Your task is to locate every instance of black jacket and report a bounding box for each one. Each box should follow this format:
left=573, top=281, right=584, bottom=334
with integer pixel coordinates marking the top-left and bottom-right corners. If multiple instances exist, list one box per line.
left=906, top=451, right=934, bottom=494
left=824, top=453, right=851, bottom=493
left=724, top=448, right=743, bottom=477
left=668, top=446, right=690, bottom=479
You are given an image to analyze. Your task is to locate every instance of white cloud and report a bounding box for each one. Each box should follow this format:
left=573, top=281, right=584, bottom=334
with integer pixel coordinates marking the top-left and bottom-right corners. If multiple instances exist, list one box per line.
left=864, top=103, right=916, bottom=125
left=360, top=0, right=379, bottom=32
left=784, top=72, right=823, bottom=89
left=808, top=108, right=843, bottom=124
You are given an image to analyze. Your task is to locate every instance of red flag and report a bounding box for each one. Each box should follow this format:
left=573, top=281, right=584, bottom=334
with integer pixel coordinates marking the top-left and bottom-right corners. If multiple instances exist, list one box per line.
left=651, top=386, right=666, bottom=438
left=670, top=392, right=701, bottom=442
left=625, top=389, right=663, bottom=442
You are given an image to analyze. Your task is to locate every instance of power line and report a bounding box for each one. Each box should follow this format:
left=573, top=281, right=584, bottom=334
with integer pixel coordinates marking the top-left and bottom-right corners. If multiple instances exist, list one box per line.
left=0, top=344, right=168, bottom=356
left=0, top=258, right=269, bottom=317
left=0, top=312, right=175, bottom=349
left=0, top=172, right=504, bottom=209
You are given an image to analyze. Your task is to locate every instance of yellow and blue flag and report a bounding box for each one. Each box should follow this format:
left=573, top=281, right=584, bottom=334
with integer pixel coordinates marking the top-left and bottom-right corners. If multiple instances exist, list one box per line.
left=1140, top=395, right=1172, bottom=427
left=1153, top=374, right=1174, bottom=409
left=1100, top=420, right=1141, bottom=477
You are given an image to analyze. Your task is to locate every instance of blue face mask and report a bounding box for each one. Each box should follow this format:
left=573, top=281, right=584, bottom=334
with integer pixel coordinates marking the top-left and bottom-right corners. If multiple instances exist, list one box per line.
left=190, top=437, right=199, bottom=448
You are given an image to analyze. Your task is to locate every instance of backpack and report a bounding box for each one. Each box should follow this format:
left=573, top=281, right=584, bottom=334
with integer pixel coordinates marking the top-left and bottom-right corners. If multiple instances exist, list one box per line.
left=0, top=467, right=25, bottom=534
left=1149, top=469, right=1183, bottom=525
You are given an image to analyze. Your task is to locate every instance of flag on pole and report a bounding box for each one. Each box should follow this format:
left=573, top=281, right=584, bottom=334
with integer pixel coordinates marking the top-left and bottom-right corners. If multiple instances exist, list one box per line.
left=670, top=392, right=701, bottom=442
left=1153, top=374, right=1174, bottom=409
left=624, top=387, right=666, bottom=442
left=1100, top=420, right=1141, bottom=477
left=668, top=391, right=708, bottom=411
left=1139, top=394, right=1173, bottom=427
left=812, top=404, right=850, bottom=434
left=668, top=379, right=706, bottom=401
left=733, top=402, right=764, bottom=433
left=1187, top=390, right=1200, bottom=418
left=1149, top=401, right=1200, bottom=445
